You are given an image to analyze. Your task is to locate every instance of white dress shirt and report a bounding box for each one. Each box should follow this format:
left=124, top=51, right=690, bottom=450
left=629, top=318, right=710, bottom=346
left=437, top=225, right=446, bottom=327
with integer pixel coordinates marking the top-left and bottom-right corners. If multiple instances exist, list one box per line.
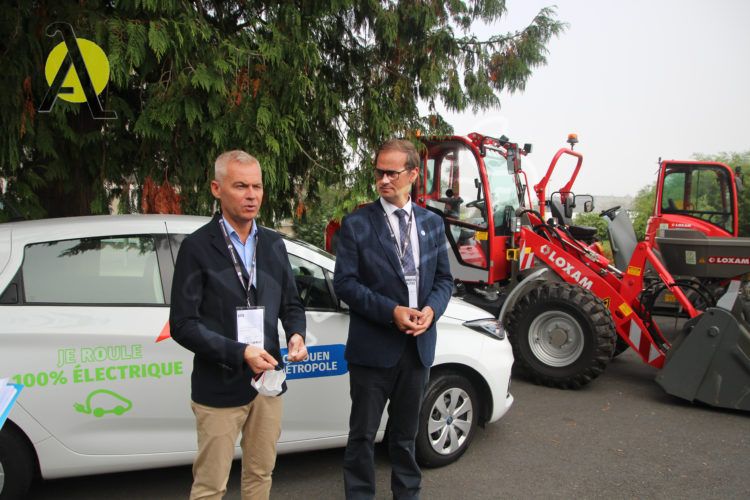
left=379, top=197, right=420, bottom=272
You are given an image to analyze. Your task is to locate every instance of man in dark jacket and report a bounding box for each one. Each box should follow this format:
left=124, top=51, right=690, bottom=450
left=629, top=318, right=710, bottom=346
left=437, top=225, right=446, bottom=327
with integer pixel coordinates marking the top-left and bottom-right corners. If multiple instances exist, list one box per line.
left=170, top=150, right=307, bottom=500
left=334, top=139, right=453, bottom=499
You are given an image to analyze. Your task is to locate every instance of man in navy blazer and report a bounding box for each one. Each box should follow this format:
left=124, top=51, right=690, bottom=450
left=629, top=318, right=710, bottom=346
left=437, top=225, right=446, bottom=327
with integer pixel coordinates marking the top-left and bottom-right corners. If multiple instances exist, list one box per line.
left=334, top=139, right=453, bottom=499
left=170, top=150, right=307, bottom=500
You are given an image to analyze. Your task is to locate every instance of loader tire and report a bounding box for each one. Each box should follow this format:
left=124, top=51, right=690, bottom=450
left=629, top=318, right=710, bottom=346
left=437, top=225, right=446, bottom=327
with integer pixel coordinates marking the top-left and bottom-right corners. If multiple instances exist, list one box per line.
left=507, top=282, right=617, bottom=389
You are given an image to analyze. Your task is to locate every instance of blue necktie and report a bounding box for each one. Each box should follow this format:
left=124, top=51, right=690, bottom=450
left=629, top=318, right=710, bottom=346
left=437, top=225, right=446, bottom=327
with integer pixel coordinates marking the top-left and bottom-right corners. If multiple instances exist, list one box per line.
left=395, top=209, right=416, bottom=274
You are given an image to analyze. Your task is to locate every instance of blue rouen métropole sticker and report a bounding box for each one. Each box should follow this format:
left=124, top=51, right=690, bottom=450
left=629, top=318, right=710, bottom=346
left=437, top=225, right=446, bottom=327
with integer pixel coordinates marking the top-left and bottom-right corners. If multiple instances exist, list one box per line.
left=281, top=344, right=348, bottom=380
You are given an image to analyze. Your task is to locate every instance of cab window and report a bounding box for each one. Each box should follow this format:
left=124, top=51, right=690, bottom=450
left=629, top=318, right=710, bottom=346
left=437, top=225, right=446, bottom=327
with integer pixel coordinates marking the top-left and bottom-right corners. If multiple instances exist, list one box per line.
left=424, top=143, right=488, bottom=227
left=422, top=140, right=490, bottom=270
left=22, top=236, right=165, bottom=304
left=661, top=165, right=734, bottom=232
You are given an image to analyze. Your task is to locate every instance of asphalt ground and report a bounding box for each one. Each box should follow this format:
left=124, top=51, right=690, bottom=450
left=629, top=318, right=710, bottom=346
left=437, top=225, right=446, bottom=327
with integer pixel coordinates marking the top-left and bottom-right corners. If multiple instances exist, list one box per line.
left=28, top=321, right=750, bottom=499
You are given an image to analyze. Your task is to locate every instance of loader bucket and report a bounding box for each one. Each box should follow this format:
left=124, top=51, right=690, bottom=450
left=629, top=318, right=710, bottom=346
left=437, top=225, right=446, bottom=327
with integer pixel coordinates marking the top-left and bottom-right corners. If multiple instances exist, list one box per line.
left=655, top=306, right=750, bottom=411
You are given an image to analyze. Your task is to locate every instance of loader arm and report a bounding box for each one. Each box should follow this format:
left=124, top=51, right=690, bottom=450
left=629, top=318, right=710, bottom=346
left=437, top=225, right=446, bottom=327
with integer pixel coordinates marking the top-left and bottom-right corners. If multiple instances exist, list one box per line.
left=514, top=227, right=668, bottom=368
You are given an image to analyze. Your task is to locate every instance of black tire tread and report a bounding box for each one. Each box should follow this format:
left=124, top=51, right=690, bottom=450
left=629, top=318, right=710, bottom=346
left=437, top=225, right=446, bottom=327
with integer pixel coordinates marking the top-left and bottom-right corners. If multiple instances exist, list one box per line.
left=506, top=281, right=616, bottom=389
left=0, top=424, right=35, bottom=500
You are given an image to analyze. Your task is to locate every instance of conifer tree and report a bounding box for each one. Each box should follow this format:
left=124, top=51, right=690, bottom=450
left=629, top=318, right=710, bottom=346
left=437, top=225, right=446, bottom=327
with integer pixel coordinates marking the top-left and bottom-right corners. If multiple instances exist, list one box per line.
left=0, top=0, right=565, bottom=223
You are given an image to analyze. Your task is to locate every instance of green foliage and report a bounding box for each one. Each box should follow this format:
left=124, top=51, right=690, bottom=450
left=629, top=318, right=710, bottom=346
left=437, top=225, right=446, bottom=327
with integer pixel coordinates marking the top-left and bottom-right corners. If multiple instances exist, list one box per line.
left=573, top=211, right=609, bottom=242
left=693, top=150, right=750, bottom=237
left=292, top=185, right=339, bottom=250
left=1, top=0, right=566, bottom=223
left=631, top=183, right=656, bottom=241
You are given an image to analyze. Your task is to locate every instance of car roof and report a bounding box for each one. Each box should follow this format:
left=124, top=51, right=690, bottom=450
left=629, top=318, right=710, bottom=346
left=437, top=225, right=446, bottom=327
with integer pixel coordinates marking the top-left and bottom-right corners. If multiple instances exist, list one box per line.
left=0, top=215, right=208, bottom=276
left=0, top=214, right=209, bottom=242
left=0, top=214, right=335, bottom=275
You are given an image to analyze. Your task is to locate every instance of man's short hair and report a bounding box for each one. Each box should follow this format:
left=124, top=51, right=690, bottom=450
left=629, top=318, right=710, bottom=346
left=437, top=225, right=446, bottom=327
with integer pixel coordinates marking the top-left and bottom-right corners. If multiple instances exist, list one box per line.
left=214, top=150, right=260, bottom=183
left=376, top=139, right=420, bottom=171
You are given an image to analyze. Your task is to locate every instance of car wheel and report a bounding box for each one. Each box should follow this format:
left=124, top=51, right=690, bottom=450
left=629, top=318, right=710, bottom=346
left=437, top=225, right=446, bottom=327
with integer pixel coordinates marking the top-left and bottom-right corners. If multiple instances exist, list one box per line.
left=0, top=425, right=35, bottom=500
left=507, top=281, right=616, bottom=389
left=415, top=373, right=478, bottom=468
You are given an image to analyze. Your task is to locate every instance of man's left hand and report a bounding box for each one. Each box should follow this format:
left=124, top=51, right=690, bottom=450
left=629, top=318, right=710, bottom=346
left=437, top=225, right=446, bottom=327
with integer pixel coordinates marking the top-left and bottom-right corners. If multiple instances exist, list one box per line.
left=287, top=333, right=308, bottom=362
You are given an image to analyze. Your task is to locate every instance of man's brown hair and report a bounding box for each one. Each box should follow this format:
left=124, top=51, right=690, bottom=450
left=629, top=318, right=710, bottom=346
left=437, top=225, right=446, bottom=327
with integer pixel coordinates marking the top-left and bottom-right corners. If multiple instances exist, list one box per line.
left=375, top=139, right=420, bottom=171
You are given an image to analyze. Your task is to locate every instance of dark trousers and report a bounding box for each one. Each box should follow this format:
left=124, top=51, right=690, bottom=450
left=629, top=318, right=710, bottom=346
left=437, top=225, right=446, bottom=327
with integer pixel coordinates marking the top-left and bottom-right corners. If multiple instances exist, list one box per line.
left=343, top=338, right=430, bottom=500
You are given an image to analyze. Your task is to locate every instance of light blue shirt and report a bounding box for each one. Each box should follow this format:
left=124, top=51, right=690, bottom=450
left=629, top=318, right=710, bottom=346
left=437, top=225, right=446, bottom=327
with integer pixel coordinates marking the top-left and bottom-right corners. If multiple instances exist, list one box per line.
left=221, top=217, right=258, bottom=287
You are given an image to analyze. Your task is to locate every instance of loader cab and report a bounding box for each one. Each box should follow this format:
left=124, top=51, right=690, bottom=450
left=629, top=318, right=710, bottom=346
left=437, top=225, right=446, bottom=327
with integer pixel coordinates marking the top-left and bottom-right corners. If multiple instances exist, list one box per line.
left=415, top=136, right=524, bottom=285
left=646, top=161, right=740, bottom=246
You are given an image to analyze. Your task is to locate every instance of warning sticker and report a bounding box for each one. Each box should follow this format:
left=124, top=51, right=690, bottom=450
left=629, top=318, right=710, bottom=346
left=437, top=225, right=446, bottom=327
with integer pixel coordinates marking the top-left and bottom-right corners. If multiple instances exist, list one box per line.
left=684, top=250, right=697, bottom=265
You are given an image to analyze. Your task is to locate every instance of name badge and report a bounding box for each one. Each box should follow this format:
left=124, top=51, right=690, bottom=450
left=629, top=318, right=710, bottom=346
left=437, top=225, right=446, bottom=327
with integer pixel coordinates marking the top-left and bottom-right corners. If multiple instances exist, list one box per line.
left=237, top=307, right=264, bottom=348
left=405, top=274, right=418, bottom=308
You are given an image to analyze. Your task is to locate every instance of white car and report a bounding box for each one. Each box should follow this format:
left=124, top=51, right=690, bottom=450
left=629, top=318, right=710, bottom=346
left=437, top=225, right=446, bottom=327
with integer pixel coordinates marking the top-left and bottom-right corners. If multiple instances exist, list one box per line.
left=0, top=215, right=513, bottom=498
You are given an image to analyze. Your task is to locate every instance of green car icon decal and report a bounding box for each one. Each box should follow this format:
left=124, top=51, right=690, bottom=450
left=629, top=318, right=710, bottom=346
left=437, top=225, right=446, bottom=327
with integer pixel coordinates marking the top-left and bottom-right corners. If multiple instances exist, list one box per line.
left=74, top=389, right=133, bottom=417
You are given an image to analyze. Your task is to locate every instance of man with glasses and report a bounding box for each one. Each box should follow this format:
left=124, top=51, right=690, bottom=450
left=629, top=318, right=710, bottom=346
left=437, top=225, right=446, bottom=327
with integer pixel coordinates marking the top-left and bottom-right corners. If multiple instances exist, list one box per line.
left=334, top=139, right=453, bottom=499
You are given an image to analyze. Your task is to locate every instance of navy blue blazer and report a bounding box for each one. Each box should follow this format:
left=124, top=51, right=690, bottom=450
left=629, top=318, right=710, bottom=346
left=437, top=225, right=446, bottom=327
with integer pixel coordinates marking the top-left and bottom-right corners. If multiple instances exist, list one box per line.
left=333, top=201, right=453, bottom=368
left=170, top=213, right=306, bottom=407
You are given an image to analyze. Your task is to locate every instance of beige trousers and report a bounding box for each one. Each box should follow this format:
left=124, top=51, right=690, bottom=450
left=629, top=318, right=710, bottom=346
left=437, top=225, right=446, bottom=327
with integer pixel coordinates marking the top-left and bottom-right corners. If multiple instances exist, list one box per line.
left=189, top=395, right=283, bottom=500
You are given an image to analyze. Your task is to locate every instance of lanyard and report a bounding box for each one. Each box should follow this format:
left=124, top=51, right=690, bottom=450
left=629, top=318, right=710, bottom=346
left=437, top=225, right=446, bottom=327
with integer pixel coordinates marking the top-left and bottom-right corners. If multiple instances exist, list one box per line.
left=381, top=204, right=415, bottom=272
left=218, top=218, right=258, bottom=307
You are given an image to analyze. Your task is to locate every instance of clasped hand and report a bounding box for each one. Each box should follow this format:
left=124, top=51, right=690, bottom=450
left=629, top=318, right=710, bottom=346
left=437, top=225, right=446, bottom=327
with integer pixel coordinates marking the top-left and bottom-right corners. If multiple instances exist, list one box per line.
left=393, top=305, right=434, bottom=336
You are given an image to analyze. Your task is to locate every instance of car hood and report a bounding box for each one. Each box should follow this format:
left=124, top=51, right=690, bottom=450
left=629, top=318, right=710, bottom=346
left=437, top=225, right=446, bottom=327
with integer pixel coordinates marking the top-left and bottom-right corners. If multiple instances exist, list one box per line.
left=441, top=297, right=496, bottom=323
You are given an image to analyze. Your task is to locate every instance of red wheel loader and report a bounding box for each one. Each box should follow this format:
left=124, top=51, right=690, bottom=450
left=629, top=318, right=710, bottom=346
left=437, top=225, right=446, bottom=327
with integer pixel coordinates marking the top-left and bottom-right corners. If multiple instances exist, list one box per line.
left=326, top=134, right=750, bottom=410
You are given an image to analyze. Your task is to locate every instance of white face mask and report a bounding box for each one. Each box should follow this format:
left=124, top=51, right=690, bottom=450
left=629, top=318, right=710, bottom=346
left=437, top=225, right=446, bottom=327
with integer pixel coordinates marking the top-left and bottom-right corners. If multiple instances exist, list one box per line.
left=251, top=368, right=286, bottom=397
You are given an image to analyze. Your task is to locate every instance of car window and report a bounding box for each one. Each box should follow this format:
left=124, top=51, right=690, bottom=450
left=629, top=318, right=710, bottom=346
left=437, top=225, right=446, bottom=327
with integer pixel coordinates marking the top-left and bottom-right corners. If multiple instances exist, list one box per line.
left=287, top=254, right=336, bottom=310
left=22, top=236, right=165, bottom=304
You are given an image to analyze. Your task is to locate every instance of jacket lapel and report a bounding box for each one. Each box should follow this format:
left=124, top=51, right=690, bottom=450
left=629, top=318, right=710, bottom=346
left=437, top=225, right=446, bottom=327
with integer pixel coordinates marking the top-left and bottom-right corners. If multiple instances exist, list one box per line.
left=254, top=227, right=264, bottom=303
left=414, top=206, right=439, bottom=299
left=368, top=203, right=406, bottom=285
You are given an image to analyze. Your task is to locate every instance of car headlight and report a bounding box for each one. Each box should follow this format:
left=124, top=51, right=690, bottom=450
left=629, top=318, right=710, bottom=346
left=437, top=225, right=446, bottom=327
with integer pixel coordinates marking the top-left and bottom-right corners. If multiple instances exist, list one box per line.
left=462, top=318, right=506, bottom=340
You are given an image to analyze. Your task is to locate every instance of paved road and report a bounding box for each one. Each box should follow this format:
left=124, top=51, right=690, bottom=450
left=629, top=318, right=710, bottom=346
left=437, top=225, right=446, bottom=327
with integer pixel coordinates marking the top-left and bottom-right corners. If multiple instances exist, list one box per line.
left=28, top=343, right=749, bottom=500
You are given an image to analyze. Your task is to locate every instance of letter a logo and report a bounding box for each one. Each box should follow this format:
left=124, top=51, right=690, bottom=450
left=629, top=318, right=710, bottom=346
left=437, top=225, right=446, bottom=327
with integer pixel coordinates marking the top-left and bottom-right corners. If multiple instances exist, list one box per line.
left=39, top=22, right=116, bottom=119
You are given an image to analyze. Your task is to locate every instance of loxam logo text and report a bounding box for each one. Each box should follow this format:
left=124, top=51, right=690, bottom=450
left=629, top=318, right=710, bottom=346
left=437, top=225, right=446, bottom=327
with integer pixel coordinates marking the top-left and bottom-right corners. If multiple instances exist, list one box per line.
left=539, top=245, right=593, bottom=290
left=708, top=256, right=750, bottom=265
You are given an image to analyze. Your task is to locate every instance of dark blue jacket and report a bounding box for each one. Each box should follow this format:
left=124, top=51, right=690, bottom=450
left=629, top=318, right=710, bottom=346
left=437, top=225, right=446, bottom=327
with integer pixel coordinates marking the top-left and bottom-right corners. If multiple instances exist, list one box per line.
left=333, top=201, right=453, bottom=368
left=170, top=213, right=306, bottom=407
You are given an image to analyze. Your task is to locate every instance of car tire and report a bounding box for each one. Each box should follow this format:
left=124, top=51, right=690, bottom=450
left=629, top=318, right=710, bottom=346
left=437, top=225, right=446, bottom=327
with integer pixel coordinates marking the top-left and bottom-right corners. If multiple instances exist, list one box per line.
left=415, top=372, right=478, bottom=468
left=507, top=281, right=616, bottom=389
left=0, top=425, right=35, bottom=500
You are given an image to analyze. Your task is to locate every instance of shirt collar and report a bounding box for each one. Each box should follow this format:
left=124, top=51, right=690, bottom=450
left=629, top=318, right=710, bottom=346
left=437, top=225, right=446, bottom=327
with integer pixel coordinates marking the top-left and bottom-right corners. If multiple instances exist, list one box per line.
left=221, top=217, right=257, bottom=244
left=379, top=197, right=413, bottom=217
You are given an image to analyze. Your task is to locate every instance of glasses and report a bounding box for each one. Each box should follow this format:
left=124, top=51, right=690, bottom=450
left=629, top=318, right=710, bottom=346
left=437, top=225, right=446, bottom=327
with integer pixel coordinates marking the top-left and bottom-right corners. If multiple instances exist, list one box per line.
left=374, top=168, right=409, bottom=180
